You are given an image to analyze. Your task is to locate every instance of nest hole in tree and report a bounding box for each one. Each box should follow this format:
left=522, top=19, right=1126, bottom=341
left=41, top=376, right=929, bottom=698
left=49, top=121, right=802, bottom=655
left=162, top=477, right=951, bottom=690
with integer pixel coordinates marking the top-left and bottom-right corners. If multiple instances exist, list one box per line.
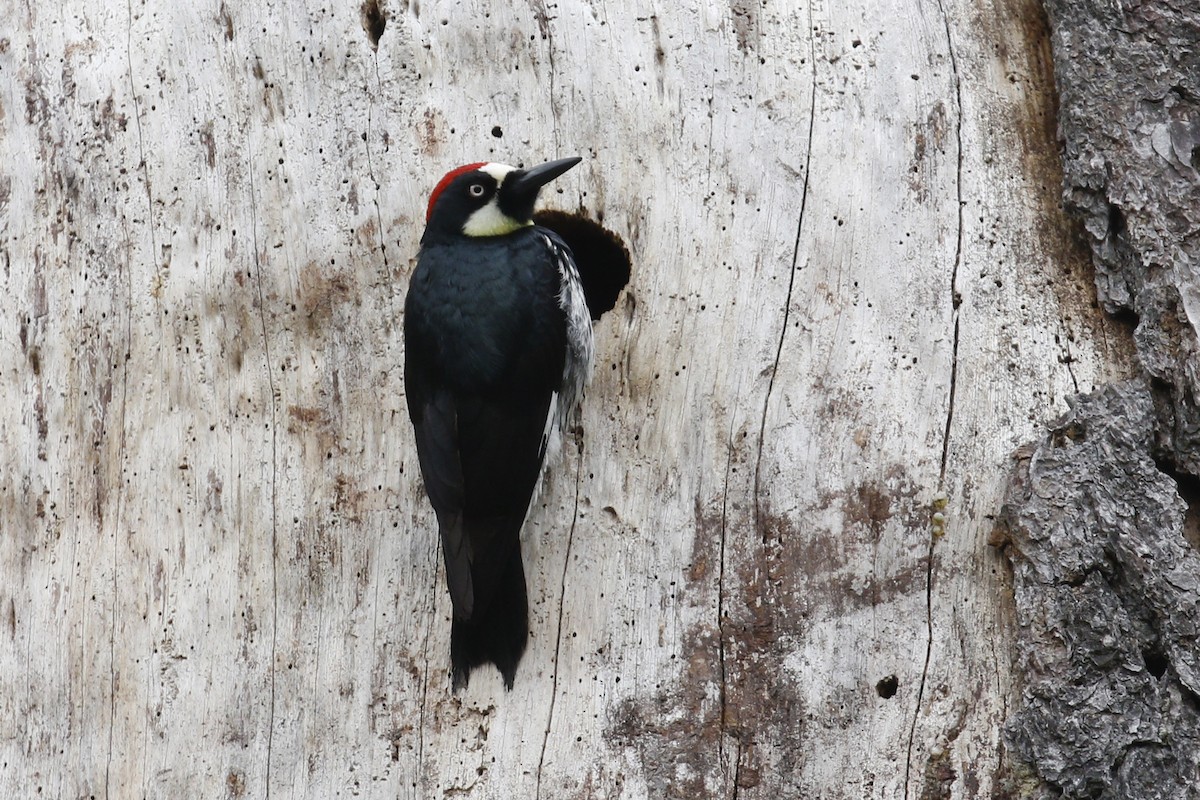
left=875, top=675, right=898, bottom=698
left=534, top=209, right=632, bottom=321
left=362, top=0, right=387, bottom=48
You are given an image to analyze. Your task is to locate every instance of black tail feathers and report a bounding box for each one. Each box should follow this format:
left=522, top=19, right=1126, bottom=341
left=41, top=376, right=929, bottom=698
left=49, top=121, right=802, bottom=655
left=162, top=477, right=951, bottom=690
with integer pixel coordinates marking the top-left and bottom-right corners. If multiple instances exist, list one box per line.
left=451, top=548, right=529, bottom=691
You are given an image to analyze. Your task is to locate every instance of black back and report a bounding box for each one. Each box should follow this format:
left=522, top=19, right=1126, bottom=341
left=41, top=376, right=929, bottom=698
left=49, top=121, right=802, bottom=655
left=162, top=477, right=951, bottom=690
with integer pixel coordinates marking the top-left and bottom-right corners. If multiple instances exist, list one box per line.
left=404, top=226, right=568, bottom=688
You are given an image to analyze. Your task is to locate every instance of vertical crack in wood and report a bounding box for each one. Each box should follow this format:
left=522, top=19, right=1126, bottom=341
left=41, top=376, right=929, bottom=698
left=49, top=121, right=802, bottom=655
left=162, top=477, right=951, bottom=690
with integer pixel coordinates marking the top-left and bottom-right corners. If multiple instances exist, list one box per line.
left=108, top=4, right=157, bottom=789
left=104, top=220, right=135, bottom=800
left=415, top=538, right=439, bottom=798
left=933, top=12, right=964, bottom=489
left=716, top=382, right=741, bottom=794
left=125, top=0, right=158, bottom=288
left=904, top=2, right=963, bottom=796
left=247, top=158, right=280, bottom=799
left=364, top=50, right=390, bottom=270
left=529, top=0, right=560, bottom=155
left=534, top=438, right=584, bottom=799
left=548, top=38, right=560, bottom=156
left=752, top=1, right=817, bottom=555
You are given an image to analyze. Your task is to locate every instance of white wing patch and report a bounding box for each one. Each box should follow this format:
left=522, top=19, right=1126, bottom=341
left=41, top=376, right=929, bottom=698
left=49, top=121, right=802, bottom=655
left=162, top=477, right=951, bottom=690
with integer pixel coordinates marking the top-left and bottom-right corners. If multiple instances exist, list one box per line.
left=541, top=232, right=595, bottom=466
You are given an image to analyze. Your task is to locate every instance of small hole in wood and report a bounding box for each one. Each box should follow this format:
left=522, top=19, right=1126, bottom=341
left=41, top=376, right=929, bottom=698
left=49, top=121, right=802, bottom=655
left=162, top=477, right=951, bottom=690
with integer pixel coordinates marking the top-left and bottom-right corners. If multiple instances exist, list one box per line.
left=876, top=675, right=898, bottom=698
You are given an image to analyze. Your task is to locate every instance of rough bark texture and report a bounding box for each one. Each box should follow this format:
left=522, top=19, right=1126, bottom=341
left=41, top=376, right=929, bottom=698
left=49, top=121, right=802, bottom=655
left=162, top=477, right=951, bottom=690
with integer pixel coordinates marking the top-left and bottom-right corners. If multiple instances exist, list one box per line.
left=999, top=383, right=1200, bottom=799
left=998, top=0, right=1200, bottom=797
left=1047, top=0, right=1200, bottom=469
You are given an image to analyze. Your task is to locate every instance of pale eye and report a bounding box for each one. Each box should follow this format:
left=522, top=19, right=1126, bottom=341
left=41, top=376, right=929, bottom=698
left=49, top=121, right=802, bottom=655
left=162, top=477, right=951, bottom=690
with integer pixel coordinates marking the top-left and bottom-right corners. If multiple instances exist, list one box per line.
left=468, top=183, right=486, bottom=197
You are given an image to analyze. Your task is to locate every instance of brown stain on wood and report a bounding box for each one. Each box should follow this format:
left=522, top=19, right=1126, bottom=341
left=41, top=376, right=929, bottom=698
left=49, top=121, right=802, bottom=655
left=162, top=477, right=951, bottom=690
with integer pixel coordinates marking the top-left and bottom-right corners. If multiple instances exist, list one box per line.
left=985, top=0, right=1135, bottom=370
left=218, top=2, right=234, bottom=41
left=729, top=0, right=761, bottom=54
left=909, top=101, right=948, bottom=202
left=332, top=473, right=367, bottom=523
left=613, top=464, right=927, bottom=793
left=297, top=261, right=356, bottom=336
left=287, top=404, right=342, bottom=462
left=418, top=109, right=443, bottom=156
left=199, top=121, right=216, bottom=168
left=225, top=768, right=246, bottom=798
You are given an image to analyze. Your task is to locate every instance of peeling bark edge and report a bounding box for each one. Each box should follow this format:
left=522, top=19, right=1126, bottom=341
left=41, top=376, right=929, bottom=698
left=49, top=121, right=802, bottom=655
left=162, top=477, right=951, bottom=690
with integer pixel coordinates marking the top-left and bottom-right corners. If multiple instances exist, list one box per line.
left=999, top=0, right=1200, bottom=795
left=1043, top=0, right=1200, bottom=475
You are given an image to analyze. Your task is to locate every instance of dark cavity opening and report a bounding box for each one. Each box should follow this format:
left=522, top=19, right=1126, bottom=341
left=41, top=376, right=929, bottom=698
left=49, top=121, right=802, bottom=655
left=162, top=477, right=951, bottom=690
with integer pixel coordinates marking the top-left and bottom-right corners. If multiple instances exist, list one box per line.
left=491, top=126, right=503, bottom=138
left=1151, top=451, right=1200, bottom=552
left=1108, top=305, right=1140, bottom=334
left=1107, top=203, right=1126, bottom=237
left=1142, top=647, right=1169, bottom=679
left=875, top=675, right=898, bottom=698
left=534, top=209, right=632, bottom=320
left=362, top=0, right=387, bottom=48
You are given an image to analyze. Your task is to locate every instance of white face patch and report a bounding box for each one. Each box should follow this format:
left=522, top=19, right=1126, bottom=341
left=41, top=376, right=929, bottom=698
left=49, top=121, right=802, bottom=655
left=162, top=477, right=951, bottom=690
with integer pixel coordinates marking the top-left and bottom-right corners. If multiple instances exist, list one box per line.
left=461, top=163, right=534, bottom=238
left=478, top=163, right=518, bottom=182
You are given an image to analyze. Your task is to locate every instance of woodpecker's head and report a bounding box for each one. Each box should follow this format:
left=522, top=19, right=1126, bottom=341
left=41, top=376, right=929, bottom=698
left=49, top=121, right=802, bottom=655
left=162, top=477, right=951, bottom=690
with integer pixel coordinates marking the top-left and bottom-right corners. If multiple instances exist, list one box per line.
left=422, top=157, right=582, bottom=244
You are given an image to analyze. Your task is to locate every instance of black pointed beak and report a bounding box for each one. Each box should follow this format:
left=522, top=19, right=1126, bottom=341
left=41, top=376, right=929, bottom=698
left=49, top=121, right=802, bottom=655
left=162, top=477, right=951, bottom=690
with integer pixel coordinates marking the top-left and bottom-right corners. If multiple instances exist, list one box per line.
left=511, top=157, right=583, bottom=195
left=501, top=157, right=582, bottom=221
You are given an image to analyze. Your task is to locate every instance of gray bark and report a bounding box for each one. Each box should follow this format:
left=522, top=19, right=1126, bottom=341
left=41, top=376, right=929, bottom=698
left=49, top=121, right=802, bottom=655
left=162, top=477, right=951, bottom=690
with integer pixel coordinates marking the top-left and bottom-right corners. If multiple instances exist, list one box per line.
left=998, top=0, right=1200, bottom=796
left=1048, top=0, right=1200, bottom=471
left=999, top=383, right=1200, bottom=799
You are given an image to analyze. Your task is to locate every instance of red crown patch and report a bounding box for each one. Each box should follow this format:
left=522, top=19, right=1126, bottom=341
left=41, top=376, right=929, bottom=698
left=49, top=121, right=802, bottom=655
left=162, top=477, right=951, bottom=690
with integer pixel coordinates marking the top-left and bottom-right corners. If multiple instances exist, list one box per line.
left=426, top=162, right=488, bottom=221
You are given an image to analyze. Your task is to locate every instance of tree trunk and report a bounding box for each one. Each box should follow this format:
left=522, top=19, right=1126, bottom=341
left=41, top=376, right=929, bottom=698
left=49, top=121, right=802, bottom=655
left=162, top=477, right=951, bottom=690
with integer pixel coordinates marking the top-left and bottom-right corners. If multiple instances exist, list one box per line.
left=995, top=0, right=1200, bottom=797
left=0, top=0, right=1167, bottom=797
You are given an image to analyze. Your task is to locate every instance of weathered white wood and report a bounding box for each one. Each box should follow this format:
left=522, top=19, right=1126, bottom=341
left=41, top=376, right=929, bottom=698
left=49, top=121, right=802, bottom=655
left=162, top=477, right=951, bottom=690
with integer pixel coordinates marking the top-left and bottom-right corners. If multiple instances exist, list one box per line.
left=0, top=0, right=1134, bottom=797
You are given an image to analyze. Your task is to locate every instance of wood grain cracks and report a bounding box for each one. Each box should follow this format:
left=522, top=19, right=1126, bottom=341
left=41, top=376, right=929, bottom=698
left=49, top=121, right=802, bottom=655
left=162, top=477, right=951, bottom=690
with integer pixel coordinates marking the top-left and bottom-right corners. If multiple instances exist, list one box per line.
left=104, top=220, right=135, bottom=800
left=108, top=2, right=155, bottom=790
left=247, top=158, right=281, bottom=799
left=904, top=0, right=964, bottom=796
left=534, top=439, right=585, bottom=800
left=125, top=0, right=158, bottom=283
left=364, top=32, right=389, bottom=270
left=412, top=515, right=443, bottom=797
left=716, top=382, right=740, bottom=797
left=528, top=0, right=560, bottom=155
left=414, top=560, right=437, bottom=798
left=753, top=1, right=817, bottom=555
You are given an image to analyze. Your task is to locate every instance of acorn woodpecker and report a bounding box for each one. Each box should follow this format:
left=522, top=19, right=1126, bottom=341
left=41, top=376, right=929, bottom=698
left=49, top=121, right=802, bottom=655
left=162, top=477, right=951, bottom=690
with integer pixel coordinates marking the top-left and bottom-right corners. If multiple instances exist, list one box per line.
left=404, top=157, right=594, bottom=690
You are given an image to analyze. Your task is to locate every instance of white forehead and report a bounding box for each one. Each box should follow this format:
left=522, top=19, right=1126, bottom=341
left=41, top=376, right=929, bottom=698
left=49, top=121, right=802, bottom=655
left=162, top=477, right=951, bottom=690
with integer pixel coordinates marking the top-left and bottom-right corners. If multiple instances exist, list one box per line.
left=479, top=163, right=518, bottom=183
